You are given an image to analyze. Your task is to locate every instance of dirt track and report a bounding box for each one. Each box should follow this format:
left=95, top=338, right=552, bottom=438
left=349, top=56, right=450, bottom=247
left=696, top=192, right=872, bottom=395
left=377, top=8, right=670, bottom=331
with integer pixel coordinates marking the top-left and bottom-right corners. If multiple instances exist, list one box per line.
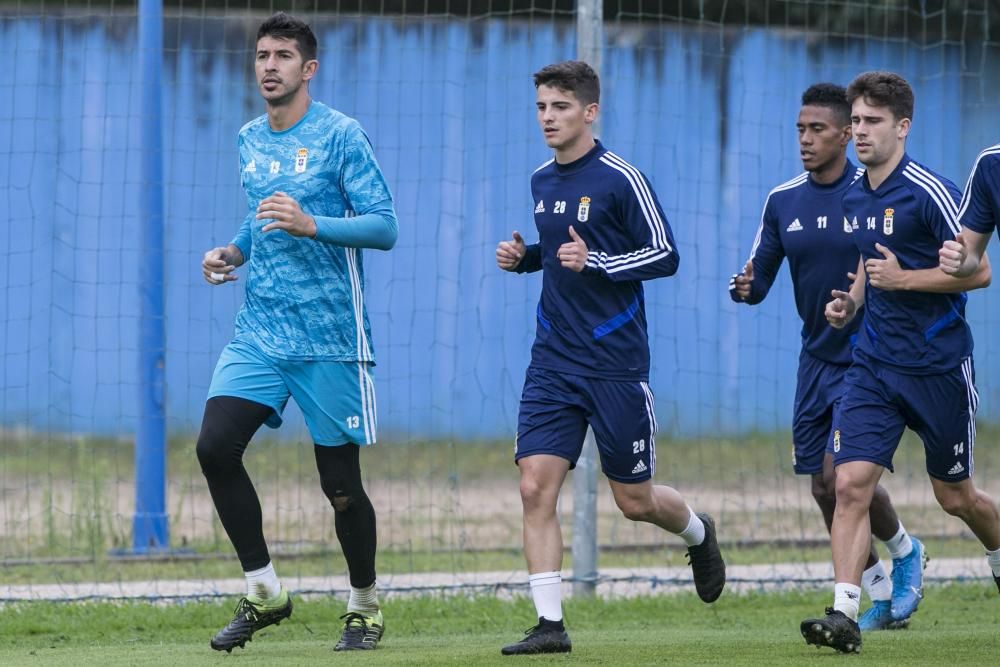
left=1, top=470, right=993, bottom=553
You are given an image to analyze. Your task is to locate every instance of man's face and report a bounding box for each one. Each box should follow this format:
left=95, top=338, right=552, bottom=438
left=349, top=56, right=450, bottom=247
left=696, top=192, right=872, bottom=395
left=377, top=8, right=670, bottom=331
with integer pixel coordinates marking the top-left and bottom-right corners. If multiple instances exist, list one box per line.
left=851, top=97, right=909, bottom=168
left=536, top=84, right=596, bottom=151
left=796, top=104, right=849, bottom=173
left=254, top=35, right=314, bottom=105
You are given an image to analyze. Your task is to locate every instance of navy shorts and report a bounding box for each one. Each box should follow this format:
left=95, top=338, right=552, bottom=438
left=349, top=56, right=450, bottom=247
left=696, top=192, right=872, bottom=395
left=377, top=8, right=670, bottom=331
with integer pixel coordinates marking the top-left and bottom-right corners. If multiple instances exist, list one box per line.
left=832, top=354, right=978, bottom=481
left=515, top=366, right=657, bottom=483
left=791, top=350, right=849, bottom=475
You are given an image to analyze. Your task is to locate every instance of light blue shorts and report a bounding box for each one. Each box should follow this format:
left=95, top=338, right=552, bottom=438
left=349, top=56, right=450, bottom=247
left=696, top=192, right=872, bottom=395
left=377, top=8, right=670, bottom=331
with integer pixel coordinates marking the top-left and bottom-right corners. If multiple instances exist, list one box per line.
left=208, top=340, right=377, bottom=446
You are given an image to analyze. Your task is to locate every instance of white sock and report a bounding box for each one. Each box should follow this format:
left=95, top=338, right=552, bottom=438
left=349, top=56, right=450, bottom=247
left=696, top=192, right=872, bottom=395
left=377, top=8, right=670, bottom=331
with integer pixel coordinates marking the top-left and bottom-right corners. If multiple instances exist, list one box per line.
left=528, top=571, right=563, bottom=622
left=861, top=562, right=891, bottom=602
left=348, top=582, right=380, bottom=614
left=245, top=562, right=282, bottom=601
left=676, top=507, right=706, bottom=547
left=884, top=524, right=913, bottom=560
left=986, top=546, right=1000, bottom=577
left=833, top=583, right=862, bottom=621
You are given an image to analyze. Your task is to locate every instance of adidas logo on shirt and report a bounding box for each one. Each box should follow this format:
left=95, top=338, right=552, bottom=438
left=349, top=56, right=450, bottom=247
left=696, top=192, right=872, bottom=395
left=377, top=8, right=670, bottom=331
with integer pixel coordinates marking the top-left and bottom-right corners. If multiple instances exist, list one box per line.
left=632, top=460, right=648, bottom=474
left=534, top=200, right=545, bottom=213
left=786, top=218, right=803, bottom=232
left=948, top=461, right=965, bottom=475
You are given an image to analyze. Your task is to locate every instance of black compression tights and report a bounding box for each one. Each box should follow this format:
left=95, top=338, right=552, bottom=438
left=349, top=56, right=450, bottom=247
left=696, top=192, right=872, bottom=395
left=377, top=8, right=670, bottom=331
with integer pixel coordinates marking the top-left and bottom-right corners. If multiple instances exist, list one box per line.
left=196, top=396, right=377, bottom=586
left=315, top=444, right=378, bottom=589
left=196, top=396, right=273, bottom=571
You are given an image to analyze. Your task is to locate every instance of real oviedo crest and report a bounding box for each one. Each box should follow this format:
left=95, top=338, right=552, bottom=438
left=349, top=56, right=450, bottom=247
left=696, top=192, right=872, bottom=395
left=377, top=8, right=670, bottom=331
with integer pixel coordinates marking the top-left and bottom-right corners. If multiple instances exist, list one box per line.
left=295, top=148, right=309, bottom=174
left=577, top=196, right=591, bottom=223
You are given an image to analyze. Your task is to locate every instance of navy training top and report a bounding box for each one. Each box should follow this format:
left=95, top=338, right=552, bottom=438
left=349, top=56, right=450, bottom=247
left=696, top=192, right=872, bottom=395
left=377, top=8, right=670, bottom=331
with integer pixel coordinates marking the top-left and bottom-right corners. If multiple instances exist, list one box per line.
left=516, top=140, right=679, bottom=380
left=842, top=154, right=971, bottom=373
left=734, top=160, right=865, bottom=365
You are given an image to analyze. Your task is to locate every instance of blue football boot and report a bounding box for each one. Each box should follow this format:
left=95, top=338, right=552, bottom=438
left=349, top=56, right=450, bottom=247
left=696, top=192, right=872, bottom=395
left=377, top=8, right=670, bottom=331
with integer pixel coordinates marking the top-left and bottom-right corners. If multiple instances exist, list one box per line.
left=890, top=536, right=927, bottom=622
left=858, top=599, right=909, bottom=631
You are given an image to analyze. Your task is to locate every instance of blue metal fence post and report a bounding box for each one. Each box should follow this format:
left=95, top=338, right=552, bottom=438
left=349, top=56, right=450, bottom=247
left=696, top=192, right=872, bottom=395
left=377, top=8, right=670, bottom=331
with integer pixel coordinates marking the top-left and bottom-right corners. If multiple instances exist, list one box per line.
left=133, top=0, right=168, bottom=552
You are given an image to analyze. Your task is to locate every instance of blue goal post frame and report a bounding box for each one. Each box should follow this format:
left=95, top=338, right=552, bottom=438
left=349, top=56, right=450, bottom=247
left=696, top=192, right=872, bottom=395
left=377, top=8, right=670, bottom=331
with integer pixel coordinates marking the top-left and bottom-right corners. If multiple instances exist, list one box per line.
left=133, top=0, right=169, bottom=553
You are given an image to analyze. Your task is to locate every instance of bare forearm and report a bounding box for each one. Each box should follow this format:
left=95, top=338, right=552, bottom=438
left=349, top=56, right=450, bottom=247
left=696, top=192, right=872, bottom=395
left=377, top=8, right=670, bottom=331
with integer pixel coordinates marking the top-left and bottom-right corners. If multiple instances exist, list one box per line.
left=942, top=228, right=991, bottom=278
left=898, top=262, right=990, bottom=293
left=955, top=235, right=991, bottom=278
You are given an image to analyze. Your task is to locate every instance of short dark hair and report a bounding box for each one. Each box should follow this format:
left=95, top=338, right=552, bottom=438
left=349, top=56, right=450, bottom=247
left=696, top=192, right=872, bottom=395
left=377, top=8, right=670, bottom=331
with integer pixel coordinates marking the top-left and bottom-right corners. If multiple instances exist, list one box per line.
left=801, top=83, right=851, bottom=127
left=256, top=12, right=317, bottom=62
left=533, top=61, right=600, bottom=106
left=846, top=71, right=914, bottom=122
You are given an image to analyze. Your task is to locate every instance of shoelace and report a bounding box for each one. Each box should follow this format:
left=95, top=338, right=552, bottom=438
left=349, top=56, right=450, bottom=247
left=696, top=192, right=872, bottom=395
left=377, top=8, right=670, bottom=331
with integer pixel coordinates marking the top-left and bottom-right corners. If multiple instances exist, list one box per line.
left=686, top=547, right=707, bottom=567
left=521, top=622, right=560, bottom=638
left=234, top=597, right=260, bottom=623
left=339, top=612, right=371, bottom=634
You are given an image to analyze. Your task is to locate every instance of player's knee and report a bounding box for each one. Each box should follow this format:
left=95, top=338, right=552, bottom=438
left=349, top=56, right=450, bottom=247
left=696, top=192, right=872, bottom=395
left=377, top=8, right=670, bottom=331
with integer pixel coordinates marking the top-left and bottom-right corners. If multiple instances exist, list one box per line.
left=936, top=493, right=971, bottom=518
left=318, top=467, right=366, bottom=513
left=195, top=425, right=238, bottom=476
left=331, top=494, right=353, bottom=513
left=518, top=476, right=543, bottom=506
left=933, top=484, right=974, bottom=518
left=613, top=492, right=652, bottom=522
left=319, top=474, right=362, bottom=511
left=196, top=397, right=260, bottom=476
left=833, top=472, right=870, bottom=509
left=519, top=475, right=554, bottom=513
left=617, top=501, right=649, bottom=522
left=315, top=443, right=364, bottom=509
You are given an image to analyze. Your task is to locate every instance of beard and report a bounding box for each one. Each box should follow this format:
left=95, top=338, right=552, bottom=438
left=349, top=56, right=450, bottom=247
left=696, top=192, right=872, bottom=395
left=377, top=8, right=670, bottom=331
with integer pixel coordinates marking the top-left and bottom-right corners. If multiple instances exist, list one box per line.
left=261, top=78, right=302, bottom=106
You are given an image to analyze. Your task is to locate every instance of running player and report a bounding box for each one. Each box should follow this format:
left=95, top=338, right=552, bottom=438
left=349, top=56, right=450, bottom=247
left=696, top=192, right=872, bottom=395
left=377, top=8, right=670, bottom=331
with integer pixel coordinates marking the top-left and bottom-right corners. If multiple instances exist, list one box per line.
left=800, top=71, right=997, bottom=655
left=197, top=12, right=397, bottom=653
left=730, top=83, right=924, bottom=631
left=496, top=60, right=725, bottom=656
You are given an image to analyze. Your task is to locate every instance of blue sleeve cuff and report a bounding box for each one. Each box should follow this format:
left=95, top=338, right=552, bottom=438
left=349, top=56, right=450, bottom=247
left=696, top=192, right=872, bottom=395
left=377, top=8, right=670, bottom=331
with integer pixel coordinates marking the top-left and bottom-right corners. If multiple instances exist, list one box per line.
left=230, top=219, right=252, bottom=262
left=514, top=244, right=543, bottom=273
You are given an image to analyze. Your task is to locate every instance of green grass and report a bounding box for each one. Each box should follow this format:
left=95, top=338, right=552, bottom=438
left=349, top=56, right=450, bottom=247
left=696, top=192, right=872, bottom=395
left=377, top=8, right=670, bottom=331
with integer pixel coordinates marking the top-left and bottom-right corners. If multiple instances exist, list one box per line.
left=0, top=584, right=997, bottom=665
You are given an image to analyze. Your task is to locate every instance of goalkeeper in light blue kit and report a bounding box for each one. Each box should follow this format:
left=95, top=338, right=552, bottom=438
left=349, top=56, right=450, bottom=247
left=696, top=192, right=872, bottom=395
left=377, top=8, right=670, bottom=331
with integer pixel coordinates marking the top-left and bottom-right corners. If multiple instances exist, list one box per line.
left=198, top=13, right=396, bottom=653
